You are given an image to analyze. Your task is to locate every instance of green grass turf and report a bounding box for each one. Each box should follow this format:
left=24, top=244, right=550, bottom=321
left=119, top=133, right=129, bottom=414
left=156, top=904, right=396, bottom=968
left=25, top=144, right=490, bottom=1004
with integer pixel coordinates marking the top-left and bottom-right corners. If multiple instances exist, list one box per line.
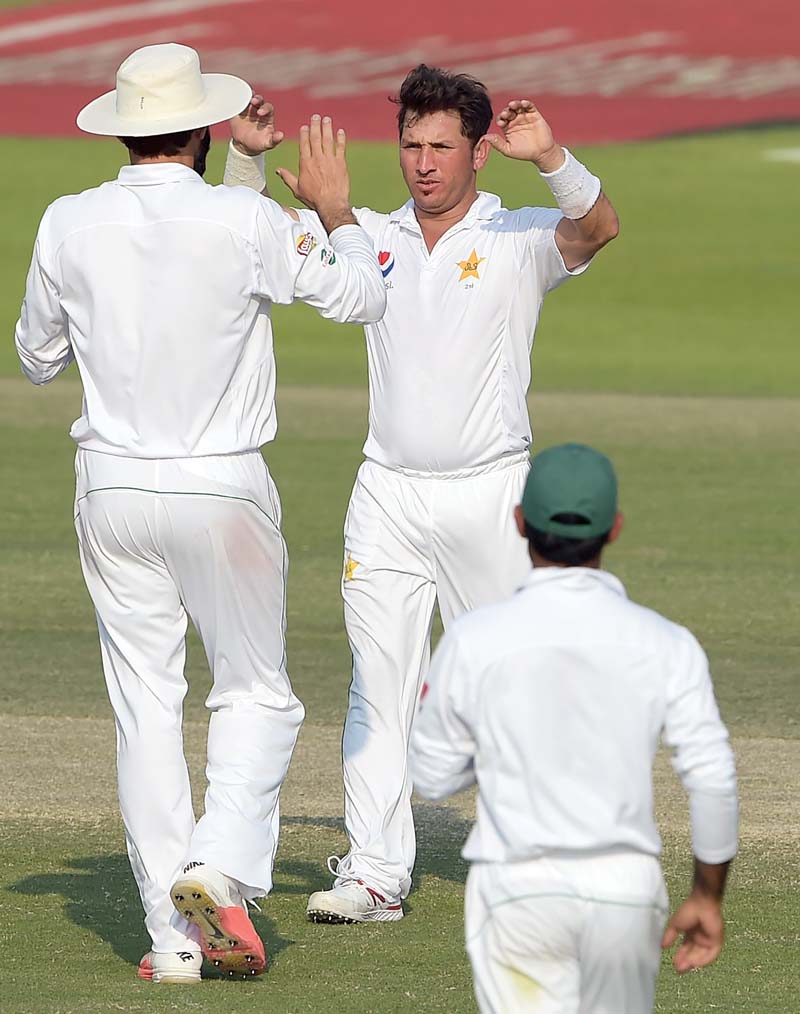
left=1, top=822, right=797, bottom=1014
left=2, top=127, right=800, bottom=393
left=1, top=127, right=799, bottom=1011
left=1, top=384, right=797, bottom=736
left=1, top=381, right=798, bottom=1012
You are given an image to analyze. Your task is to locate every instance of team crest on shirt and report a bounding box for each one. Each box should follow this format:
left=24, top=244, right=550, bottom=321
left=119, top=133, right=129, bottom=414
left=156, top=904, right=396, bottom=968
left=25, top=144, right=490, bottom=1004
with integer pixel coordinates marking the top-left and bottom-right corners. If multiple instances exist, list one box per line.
left=344, top=554, right=360, bottom=581
left=456, top=248, right=486, bottom=281
left=378, top=251, right=395, bottom=277
left=296, top=232, right=318, bottom=257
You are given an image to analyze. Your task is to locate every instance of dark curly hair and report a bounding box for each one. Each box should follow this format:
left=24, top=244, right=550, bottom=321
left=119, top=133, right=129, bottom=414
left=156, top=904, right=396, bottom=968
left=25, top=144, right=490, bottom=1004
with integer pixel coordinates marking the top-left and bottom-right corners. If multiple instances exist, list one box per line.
left=392, top=64, right=493, bottom=147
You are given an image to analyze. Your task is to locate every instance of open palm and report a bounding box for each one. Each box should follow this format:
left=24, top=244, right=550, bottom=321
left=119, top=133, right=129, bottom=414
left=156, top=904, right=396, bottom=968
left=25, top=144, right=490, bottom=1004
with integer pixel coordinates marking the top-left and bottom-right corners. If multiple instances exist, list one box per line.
left=230, top=94, right=285, bottom=156
left=485, top=100, right=560, bottom=168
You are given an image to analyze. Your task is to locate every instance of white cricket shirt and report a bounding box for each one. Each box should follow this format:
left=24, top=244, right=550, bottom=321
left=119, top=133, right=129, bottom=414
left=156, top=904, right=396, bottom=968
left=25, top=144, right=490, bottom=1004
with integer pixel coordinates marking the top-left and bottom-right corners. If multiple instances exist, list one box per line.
left=350, top=192, right=585, bottom=472
left=15, top=163, right=385, bottom=457
left=410, top=567, right=739, bottom=865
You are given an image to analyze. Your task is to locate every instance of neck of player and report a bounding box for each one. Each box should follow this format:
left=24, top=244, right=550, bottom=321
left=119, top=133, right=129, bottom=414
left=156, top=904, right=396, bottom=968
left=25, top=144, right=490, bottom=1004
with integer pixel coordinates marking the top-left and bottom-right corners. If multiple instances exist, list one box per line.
left=414, top=187, right=479, bottom=250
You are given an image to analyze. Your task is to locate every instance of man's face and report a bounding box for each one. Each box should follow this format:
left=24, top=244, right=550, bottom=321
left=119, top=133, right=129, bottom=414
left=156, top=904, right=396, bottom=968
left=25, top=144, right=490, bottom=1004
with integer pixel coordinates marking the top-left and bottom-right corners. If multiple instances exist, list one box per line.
left=399, top=110, right=484, bottom=215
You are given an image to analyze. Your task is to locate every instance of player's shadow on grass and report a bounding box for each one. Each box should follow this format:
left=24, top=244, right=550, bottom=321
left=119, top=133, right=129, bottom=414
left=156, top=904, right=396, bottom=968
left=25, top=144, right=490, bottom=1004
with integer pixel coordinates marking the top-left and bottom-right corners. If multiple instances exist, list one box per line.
left=281, top=800, right=471, bottom=893
left=10, top=854, right=293, bottom=974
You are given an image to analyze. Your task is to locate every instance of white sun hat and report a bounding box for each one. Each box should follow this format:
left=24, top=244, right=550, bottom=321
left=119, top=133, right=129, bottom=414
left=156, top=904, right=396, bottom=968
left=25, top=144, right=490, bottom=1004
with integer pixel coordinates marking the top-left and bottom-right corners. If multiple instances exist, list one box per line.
left=77, top=43, right=252, bottom=136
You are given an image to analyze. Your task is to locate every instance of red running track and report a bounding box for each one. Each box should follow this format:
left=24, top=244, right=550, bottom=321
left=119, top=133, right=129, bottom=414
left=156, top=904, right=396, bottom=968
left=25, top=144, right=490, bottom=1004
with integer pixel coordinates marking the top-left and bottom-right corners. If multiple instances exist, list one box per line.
left=0, top=0, right=798, bottom=141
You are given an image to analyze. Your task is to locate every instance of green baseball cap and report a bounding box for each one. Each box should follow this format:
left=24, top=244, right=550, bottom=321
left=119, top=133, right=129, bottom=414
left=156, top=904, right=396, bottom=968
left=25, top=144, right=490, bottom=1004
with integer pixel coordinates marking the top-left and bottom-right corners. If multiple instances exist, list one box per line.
left=522, top=443, right=618, bottom=538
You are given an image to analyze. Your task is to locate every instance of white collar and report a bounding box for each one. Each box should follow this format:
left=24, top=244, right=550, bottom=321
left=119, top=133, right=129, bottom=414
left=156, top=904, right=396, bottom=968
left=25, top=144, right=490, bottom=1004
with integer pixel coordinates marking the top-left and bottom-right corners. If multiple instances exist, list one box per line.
left=388, top=191, right=503, bottom=230
left=518, top=566, right=628, bottom=599
left=117, top=163, right=205, bottom=186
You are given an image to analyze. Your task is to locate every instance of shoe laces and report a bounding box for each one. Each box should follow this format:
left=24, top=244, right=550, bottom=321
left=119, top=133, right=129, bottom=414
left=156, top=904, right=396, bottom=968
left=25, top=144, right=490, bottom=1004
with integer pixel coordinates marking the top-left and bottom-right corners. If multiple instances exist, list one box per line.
left=326, top=855, right=382, bottom=900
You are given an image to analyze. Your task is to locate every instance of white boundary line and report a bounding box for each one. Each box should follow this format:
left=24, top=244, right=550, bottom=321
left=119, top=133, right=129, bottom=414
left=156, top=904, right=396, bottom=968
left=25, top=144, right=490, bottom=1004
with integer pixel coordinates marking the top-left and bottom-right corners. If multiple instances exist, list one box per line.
left=764, top=147, right=800, bottom=163
left=0, top=0, right=258, bottom=49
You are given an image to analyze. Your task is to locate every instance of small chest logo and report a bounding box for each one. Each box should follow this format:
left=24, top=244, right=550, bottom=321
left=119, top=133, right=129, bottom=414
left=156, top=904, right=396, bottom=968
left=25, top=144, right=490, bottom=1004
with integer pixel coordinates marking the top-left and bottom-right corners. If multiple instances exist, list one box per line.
left=296, top=232, right=318, bottom=257
left=378, top=251, right=395, bottom=277
left=456, top=248, right=486, bottom=281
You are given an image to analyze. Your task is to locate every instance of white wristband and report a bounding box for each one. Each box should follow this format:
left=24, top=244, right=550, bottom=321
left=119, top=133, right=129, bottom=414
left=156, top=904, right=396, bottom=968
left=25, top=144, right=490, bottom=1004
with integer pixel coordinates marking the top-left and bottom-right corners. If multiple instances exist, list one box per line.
left=223, top=140, right=266, bottom=192
left=539, top=147, right=601, bottom=219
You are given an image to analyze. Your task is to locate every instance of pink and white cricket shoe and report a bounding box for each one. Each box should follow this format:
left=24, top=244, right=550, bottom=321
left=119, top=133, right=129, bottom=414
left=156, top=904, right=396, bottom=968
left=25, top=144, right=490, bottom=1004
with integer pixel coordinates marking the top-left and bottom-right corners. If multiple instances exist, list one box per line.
left=137, top=949, right=202, bottom=983
left=170, top=862, right=266, bottom=978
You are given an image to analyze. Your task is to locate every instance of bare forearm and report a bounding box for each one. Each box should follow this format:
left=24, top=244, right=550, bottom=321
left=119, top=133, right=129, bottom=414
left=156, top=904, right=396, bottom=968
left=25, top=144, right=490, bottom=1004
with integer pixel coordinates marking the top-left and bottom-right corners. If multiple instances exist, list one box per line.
left=692, top=858, right=731, bottom=901
left=317, top=205, right=357, bottom=233
left=559, top=192, right=619, bottom=248
left=532, top=142, right=565, bottom=174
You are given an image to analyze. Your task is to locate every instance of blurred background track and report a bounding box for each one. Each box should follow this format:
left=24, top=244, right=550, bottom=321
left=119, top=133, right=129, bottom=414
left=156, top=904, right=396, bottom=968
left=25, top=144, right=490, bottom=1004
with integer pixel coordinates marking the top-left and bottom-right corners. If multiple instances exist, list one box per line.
left=1, top=0, right=799, bottom=141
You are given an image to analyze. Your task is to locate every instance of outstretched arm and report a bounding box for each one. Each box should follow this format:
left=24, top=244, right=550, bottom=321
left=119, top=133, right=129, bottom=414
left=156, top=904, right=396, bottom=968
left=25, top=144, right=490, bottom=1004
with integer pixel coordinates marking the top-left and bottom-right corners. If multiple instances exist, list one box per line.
left=254, top=114, right=384, bottom=324
left=486, top=99, right=619, bottom=270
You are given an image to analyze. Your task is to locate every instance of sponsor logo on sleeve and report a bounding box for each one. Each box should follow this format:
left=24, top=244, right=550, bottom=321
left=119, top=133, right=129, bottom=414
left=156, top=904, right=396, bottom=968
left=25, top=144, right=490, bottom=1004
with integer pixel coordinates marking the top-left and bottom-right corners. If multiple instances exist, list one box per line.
left=320, top=247, right=337, bottom=267
left=296, top=232, right=318, bottom=256
left=378, top=250, right=395, bottom=277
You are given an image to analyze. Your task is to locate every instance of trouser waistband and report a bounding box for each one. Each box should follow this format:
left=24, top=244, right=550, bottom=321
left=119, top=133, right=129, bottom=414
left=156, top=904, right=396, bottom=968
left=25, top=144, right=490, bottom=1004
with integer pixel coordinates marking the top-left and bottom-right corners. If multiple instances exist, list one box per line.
left=365, top=451, right=530, bottom=482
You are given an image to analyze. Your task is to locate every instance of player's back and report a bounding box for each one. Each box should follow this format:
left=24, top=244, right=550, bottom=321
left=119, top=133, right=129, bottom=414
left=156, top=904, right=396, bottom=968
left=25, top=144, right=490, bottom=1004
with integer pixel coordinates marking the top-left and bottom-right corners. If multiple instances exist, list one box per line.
left=449, top=566, right=701, bottom=863
left=40, top=165, right=290, bottom=458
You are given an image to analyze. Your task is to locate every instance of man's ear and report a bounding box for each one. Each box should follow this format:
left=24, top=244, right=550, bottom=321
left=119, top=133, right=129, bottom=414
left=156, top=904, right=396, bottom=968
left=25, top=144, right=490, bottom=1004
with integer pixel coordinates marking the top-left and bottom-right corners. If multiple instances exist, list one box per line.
left=514, top=504, right=527, bottom=539
left=473, top=136, right=491, bottom=171
left=607, top=510, right=625, bottom=545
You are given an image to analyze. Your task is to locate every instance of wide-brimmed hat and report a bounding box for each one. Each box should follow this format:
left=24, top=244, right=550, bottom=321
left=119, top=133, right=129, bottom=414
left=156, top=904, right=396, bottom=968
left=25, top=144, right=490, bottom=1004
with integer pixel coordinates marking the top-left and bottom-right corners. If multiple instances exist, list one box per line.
left=77, top=43, right=251, bottom=137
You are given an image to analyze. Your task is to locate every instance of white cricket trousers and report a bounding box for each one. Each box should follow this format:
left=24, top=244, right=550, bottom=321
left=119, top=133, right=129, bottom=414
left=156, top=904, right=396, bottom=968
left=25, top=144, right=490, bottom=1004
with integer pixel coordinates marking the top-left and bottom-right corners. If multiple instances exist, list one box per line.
left=465, top=853, right=669, bottom=1014
left=73, top=448, right=304, bottom=953
left=339, top=454, right=531, bottom=899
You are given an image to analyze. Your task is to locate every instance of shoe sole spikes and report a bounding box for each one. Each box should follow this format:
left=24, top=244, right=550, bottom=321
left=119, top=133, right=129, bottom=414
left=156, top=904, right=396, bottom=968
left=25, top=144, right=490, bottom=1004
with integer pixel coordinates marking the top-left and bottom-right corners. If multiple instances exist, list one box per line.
left=171, top=877, right=266, bottom=978
left=307, top=908, right=360, bottom=925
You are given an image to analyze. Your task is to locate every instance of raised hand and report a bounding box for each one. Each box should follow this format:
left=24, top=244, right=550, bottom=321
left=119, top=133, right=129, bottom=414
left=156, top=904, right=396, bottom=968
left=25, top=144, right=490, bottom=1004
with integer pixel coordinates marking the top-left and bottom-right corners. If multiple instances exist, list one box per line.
left=230, top=94, right=285, bottom=156
left=276, top=114, right=355, bottom=232
left=484, top=99, right=563, bottom=172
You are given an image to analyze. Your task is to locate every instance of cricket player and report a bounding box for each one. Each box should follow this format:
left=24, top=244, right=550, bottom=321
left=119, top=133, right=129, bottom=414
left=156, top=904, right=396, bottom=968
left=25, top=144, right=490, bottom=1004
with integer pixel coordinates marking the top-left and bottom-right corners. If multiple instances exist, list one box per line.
left=225, top=65, right=620, bottom=921
left=14, top=44, right=385, bottom=984
left=409, top=443, right=739, bottom=1013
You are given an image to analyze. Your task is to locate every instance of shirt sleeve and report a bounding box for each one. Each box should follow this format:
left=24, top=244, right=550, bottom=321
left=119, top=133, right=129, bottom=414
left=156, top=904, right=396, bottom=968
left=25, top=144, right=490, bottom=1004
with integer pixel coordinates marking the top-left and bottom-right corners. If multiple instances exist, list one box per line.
left=409, top=628, right=477, bottom=800
left=297, top=206, right=373, bottom=233
left=663, top=628, right=739, bottom=863
left=14, top=212, right=73, bottom=385
left=515, top=205, right=591, bottom=296
left=253, top=199, right=386, bottom=324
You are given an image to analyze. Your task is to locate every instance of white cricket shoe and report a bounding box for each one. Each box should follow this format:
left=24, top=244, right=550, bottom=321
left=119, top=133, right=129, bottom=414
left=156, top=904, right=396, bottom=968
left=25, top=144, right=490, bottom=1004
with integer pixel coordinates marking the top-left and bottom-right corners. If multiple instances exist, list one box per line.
left=306, top=857, right=403, bottom=924
left=170, top=861, right=266, bottom=978
left=137, top=950, right=202, bottom=984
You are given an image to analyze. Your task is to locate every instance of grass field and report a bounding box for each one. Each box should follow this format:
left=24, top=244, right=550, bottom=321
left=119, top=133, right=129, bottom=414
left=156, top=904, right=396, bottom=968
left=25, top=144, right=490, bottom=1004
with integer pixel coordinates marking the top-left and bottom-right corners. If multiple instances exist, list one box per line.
left=1, top=121, right=799, bottom=1013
